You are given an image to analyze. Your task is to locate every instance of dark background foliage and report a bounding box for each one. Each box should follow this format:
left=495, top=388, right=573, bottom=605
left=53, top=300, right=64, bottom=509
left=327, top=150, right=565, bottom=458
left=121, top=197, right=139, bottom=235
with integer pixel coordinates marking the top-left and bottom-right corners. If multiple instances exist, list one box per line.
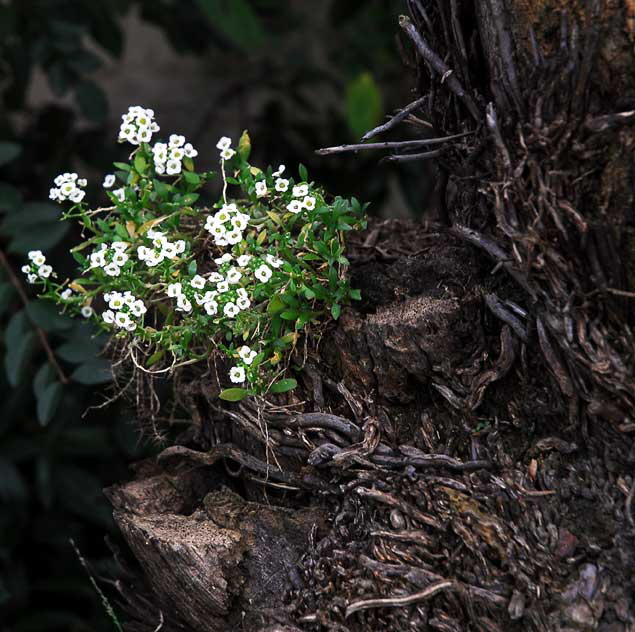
left=0, top=1, right=419, bottom=629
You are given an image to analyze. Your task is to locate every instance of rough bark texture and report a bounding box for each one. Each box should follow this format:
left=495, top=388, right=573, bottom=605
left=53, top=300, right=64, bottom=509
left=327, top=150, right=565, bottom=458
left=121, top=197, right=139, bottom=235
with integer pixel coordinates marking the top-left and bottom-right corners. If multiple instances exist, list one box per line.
left=107, top=2, right=635, bottom=631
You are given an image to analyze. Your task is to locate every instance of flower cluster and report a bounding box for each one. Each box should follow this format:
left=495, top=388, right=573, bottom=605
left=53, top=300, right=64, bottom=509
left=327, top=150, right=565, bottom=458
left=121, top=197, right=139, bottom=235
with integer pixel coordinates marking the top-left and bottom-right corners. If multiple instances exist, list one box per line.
left=118, top=106, right=159, bottom=145
left=137, top=230, right=187, bottom=267
left=204, top=203, right=250, bottom=246
left=88, top=241, right=131, bottom=277
left=102, top=291, right=147, bottom=331
left=152, top=135, right=198, bottom=176
left=32, top=106, right=366, bottom=400
left=22, top=250, right=53, bottom=283
left=49, top=173, right=87, bottom=204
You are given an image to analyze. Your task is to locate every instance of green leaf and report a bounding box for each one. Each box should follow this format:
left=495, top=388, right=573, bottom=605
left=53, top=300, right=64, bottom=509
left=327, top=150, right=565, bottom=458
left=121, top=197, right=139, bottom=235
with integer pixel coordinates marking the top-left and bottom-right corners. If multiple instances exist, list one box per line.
left=194, top=0, right=266, bottom=50
left=345, top=72, right=383, bottom=140
left=8, top=222, right=69, bottom=254
left=4, top=330, right=36, bottom=387
left=75, top=80, right=108, bottom=123
left=187, top=260, right=197, bottom=275
left=183, top=171, right=200, bottom=185
left=0, top=202, right=60, bottom=234
left=26, top=302, right=73, bottom=333
left=238, top=129, right=251, bottom=161
left=36, top=382, right=63, bottom=427
left=70, top=359, right=112, bottom=385
left=113, top=162, right=131, bottom=171
left=280, top=310, right=298, bottom=321
left=134, top=152, right=147, bottom=174
left=146, top=349, right=164, bottom=367
left=33, top=362, right=56, bottom=399
left=298, top=164, right=308, bottom=182
left=331, top=303, right=341, bottom=320
left=269, top=378, right=297, bottom=394
left=267, top=295, right=285, bottom=314
left=350, top=288, right=362, bottom=300
left=219, top=387, right=248, bottom=401
left=0, top=141, right=21, bottom=167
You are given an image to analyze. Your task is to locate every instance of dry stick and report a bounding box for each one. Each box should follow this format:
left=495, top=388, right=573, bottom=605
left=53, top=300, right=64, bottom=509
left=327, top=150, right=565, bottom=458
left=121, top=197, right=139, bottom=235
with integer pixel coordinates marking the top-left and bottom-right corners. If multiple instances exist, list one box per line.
left=361, top=95, right=430, bottom=142
left=380, top=149, right=443, bottom=164
left=0, top=248, right=69, bottom=384
left=316, top=131, right=473, bottom=156
left=399, top=15, right=480, bottom=122
left=345, top=580, right=454, bottom=618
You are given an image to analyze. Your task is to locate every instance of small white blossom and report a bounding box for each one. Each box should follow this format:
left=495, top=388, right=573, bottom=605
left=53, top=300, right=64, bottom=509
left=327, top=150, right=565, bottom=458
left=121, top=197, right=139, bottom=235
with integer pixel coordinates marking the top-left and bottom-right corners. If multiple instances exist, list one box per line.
left=229, top=366, right=245, bottom=383
left=111, top=241, right=128, bottom=251
left=236, top=295, right=251, bottom=310
left=81, top=306, right=93, bottom=318
left=208, top=272, right=224, bottom=283
left=102, top=309, right=115, bottom=324
left=254, top=264, right=272, bottom=283
left=118, top=106, right=158, bottom=146
left=49, top=188, right=59, bottom=201
left=103, top=174, right=116, bottom=188
left=238, top=345, right=258, bottom=365
left=130, top=300, right=147, bottom=316
left=265, top=254, right=283, bottom=268
left=287, top=200, right=303, bottom=214
left=69, top=188, right=85, bottom=203
left=190, top=275, right=206, bottom=290
left=38, top=264, right=53, bottom=279
left=114, top=311, right=132, bottom=329
left=226, top=267, right=242, bottom=284
left=220, top=147, right=235, bottom=160
left=275, top=178, right=289, bottom=192
left=293, top=184, right=309, bottom=198
left=224, top=302, right=239, bottom=317
left=167, top=283, right=182, bottom=297
left=104, top=262, right=121, bottom=277
left=231, top=214, right=249, bottom=231
left=216, top=280, right=230, bottom=294
left=112, top=188, right=125, bottom=202
left=169, top=134, right=185, bottom=148
left=204, top=300, right=218, bottom=316
left=226, top=229, right=243, bottom=245
left=28, top=250, right=46, bottom=266
left=272, top=164, right=285, bottom=177
left=27, top=274, right=37, bottom=284
left=174, top=240, right=186, bottom=254
left=303, top=195, right=316, bottom=210
left=236, top=254, right=252, bottom=267
left=216, top=136, right=232, bottom=150
left=137, top=246, right=150, bottom=261
left=183, top=142, right=198, bottom=158
left=215, top=253, right=233, bottom=265
left=112, top=251, right=129, bottom=267
left=166, top=159, right=181, bottom=175
left=255, top=181, right=268, bottom=198
left=176, top=294, right=192, bottom=312
left=60, top=288, right=73, bottom=300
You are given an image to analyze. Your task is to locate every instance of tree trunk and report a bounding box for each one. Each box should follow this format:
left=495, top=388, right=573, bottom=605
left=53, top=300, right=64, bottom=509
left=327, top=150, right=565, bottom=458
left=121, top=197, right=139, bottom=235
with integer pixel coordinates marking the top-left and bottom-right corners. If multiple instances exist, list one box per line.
left=107, top=2, right=635, bottom=631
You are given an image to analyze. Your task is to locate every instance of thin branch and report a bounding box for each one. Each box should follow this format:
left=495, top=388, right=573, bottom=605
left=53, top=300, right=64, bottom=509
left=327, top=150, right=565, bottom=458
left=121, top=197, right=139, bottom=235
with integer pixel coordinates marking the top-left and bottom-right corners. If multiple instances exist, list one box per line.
left=0, top=248, right=69, bottom=384
left=361, top=95, right=430, bottom=142
left=316, top=131, right=472, bottom=156
left=380, top=149, right=443, bottom=164
left=399, top=15, right=480, bottom=121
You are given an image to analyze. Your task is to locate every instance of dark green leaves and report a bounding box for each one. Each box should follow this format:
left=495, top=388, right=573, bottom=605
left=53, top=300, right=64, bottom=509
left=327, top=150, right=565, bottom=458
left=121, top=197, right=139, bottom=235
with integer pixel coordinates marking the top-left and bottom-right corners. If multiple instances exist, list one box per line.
left=194, top=0, right=266, bottom=50
left=345, top=72, right=383, bottom=140
left=219, top=387, right=248, bottom=401
left=75, top=80, right=108, bottom=123
left=70, top=358, right=112, bottom=385
left=269, top=378, right=297, bottom=394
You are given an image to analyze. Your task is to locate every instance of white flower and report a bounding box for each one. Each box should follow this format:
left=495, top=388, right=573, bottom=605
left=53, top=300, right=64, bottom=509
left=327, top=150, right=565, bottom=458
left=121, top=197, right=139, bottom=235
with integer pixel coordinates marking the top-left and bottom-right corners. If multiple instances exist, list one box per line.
left=112, top=252, right=129, bottom=266
left=216, top=136, right=232, bottom=150
left=224, top=302, right=239, bottom=317
left=220, top=147, right=235, bottom=160
left=176, top=294, right=192, bottom=312
left=183, top=143, right=198, bottom=158
left=137, top=246, right=150, bottom=261
left=102, top=174, right=116, bottom=189
left=113, top=188, right=125, bottom=202
left=28, top=250, right=46, bottom=265
left=293, top=184, right=309, bottom=197
left=137, top=128, right=152, bottom=143
left=69, top=188, right=85, bottom=203
left=206, top=220, right=226, bottom=240
left=229, top=366, right=246, bottom=383
left=54, top=174, right=66, bottom=187
left=21, top=264, right=30, bottom=274
left=60, top=288, right=73, bottom=300
left=161, top=242, right=178, bottom=259
left=38, top=264, right=53, bottom=279
left=122, top=292, right=135, bottom=305
left=237, top=288, right=248, bottom=300
left=275, top=178, right=289, bottom=192
left=254, top=264, right=272, bottom=282
left=102, top=310, right=115, bottom=324
left=104, top=262, right=121, bottom=277
left=167, top=282, right=182, bottom=297
left=226, top=229, right=243, bottom=245
left=114, top=311, right=132, bottom=329
left=236, top=296, right=251, bottom=310
left=81, top=306, right=93, bottom=318
left=111, top=241, right=128, bottom=251
left=236, top=254, right=252, bottom=267
left=287, top=200, right=303, bottom=214
left=231, top=214, right=249, bottom=231
left=89, top=251, right=106, bottom=268
left=214, top=253, right=233, bottom=265
left=272, top=164, right=285, bottom=177
left=214, top=209, right=231, bottom=223
left=166, top=159, right=181, bottom=175
left=108, top=293, right=125, bottom=309
left=169, top=134, right=185, bottom=148
left=216, top=280, right=229, bottom=293
left=152, top=142, right=167, bottom=156
left=77, top=178, right=87, bottom=187
left=118, top=106, right=158, bottom=145
left=302, top=195, right=316, bottom=210
left=225, top=267, right=242, bottom=284
left=27, top=274, right=37, bottom=284
left=174, top=240, right=186, bottom=254
left=208, top=272, right=224, bottom=283
left=130, top=300, right=147, bottom=316
left=204, top=300, right=218, bottom=315
left=265, top=254, right=283, bottom=268
left=169, top=147, right=184, bottom=161
left=190, top=275, right=206, bottom=290
left=255, top=181, right=268, bottom=197
left=238, top=346, right=257, bottom=365
left=49, top=188, right=59, bottom=201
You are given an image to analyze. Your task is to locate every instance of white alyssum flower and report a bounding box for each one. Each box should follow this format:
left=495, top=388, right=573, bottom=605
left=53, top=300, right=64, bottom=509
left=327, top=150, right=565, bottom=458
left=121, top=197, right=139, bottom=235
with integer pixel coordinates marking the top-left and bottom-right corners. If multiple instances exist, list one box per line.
left=166, top=159, right=181, bottom=175
left=104, top=262, right=121, bottom=277
left=190, top=275, right=206, bottom=290
left=111, top=241, right=128, bottom=251
left=112, top=252, right=129, bottom=266
left=238, top=345, right=258, bottom=365
left=27, top=274, right=37, bottom=284
left=216, top=280, right=230, bottom=294
left=216, top=136, right=232, bottom=150
left=184, top=142, right=198, bottom=158
left=229, top=366, right=246, bottom=383
left=226, top=229, right=243, bottom=245
left=204, top=300, right=218, bottom=315
left=293, top=184, right=309, bottom=198
left=287, top=200, right=303, bottom=214
left=208, top=272, right=224, bottom=283
left=231, top=214, right=249, bottom=231
left=118, top=106, right=159, bottom=146
left=81, top=306, right=93, bottom=318
left=38, top=264, right=53, bottom=279
left=103, top=174, right=116, bottom=188
left=114, top=311, right=135, bottom=331
left=130, top=299, right=147, bottom=317
left=102, top=310, right=115, bottom=324
left=112, top=188, right=125, bottom=202
left=272, top=164, right=285, bottom=177
left=225, top=267, right=242, bottom=284
left=50, top=172, right=87, bottom=204
left=255, top=181, right=268, bottom=197
left=176, top=294, right=192, bottom=312
left=28, top=250, right=46, bottom=266
left=224, top=302, right=239, bottom=318
left=254, top=264, right=272, bottom=283
left=167, top=283, right=182, bottom=297
left=169, top=134, right=185, bottom=148
left=220, top=147, right=235, bottom=160
left=236, top=295, right=251, bottom=310
left=302, top=195, right=316, bottom=210
left=236, top=254, right=252, bottom=267
left=60, top=288, right=73, bottom=300
left=265, top=254, right=283, bottom=268
left=275, top=178, right=289, bottom=192
left=214, top=253, right=233, bottom=265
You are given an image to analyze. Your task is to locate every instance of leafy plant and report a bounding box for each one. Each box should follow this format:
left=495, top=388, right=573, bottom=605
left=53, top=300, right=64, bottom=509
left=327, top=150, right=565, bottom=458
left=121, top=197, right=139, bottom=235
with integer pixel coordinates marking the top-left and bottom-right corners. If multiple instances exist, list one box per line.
left=27, top=107, right=367, bottom=401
